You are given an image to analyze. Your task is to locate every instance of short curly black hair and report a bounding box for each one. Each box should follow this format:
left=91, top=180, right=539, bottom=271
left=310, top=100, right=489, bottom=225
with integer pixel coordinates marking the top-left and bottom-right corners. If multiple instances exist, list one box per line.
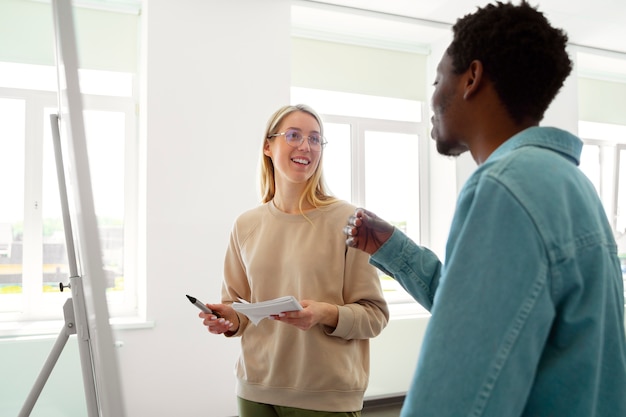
left=448, top=1, right=572, bottom=123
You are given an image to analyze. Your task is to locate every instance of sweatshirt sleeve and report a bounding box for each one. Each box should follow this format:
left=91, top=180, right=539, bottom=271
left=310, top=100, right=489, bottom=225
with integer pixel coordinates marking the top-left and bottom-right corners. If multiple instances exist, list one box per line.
left=329, top=245, right=389, bottom=340
left=220, top=222, right=251, bottom=337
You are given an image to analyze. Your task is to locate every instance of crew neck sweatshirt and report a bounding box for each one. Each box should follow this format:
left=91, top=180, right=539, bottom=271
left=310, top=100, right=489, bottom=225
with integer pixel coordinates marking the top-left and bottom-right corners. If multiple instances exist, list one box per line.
left=221, top=200, right=389, bottom=412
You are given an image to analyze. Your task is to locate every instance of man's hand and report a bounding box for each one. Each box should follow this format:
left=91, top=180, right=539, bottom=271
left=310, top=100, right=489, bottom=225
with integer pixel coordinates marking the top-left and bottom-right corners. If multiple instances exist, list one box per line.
left=343, top=208, right=394, bottom=255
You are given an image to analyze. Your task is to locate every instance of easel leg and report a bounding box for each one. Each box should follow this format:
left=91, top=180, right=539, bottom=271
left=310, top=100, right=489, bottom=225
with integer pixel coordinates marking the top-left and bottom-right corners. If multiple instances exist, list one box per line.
left=18, top=299, right=76, bottom=417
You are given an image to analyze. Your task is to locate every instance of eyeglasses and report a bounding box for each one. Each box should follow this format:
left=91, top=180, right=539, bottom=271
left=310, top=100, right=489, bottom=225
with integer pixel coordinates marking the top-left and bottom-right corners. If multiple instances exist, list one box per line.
left=267, top=129, right=327, bottom=151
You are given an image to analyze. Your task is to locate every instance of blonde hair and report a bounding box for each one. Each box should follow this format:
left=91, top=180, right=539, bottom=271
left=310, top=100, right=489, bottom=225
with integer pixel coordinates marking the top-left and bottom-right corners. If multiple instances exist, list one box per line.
left=259, top=104, right=338, bottom=213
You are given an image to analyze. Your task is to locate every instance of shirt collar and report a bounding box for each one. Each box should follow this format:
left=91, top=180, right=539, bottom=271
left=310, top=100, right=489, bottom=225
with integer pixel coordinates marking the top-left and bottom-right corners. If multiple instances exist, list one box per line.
left=487, top=126, right=583, bottom=166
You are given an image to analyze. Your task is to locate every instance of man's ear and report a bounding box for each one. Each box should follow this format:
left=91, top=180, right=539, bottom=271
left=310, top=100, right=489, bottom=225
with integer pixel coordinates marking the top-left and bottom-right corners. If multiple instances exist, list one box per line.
left=464, top=60, right=484, bottom=100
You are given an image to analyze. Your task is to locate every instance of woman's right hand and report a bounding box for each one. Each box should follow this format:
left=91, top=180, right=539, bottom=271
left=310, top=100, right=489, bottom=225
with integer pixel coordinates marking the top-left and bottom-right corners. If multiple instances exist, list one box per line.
left=199, top=303, right=239, bottom=335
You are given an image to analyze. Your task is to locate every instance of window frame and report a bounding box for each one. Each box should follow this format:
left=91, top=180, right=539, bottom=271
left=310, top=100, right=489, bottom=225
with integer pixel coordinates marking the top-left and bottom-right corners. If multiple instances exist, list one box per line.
left=0, top=83, right=139, bottom=326
left=319, top=111, right=431, bottom=311
left=580, top=127, right=626, bottom=232
left=579, top=123, right=626, bottom=303
left=614, top=144, right=626, bottom=233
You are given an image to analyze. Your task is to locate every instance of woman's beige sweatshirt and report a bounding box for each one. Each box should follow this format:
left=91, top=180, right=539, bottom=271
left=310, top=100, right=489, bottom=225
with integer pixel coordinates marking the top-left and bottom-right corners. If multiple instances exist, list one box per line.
left=221, top=200, right=389, bottom=412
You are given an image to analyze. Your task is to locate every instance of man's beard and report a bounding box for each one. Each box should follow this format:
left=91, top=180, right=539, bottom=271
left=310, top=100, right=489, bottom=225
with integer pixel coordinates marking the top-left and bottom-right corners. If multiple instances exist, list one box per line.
left=436, top=138, right=469, bottom=157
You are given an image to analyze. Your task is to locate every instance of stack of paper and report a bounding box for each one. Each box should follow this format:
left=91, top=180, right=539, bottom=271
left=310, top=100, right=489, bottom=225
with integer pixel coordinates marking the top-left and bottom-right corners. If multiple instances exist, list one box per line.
left=233, top=296, right=302, bottom=325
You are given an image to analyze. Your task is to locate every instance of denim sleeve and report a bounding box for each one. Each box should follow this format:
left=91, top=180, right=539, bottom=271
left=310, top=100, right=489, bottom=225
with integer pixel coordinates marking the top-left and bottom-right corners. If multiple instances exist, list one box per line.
left=370, top=228, right=443, bottom=311
left=399, top=176, right=554, bottom=417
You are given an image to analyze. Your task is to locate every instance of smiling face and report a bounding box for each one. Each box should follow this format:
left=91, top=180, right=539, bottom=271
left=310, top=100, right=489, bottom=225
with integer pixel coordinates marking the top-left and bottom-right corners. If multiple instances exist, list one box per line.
left=263, top=110, right=323, bottom=192
left=430, top=51, right=470, bottom=157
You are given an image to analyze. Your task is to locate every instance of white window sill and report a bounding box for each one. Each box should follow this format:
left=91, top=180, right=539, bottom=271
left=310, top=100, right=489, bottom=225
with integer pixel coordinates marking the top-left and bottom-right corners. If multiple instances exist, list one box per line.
left=0, top=316, right=155, bottom=340
left=388, top=301, right=431, bottom=320
left=0, top=304, right=426, bottom=340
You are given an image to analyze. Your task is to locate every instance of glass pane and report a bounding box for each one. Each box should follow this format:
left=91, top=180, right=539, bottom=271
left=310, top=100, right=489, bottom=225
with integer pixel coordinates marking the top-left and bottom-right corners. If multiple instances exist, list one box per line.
left=79, top=69, right=134, bottom=97
left=84, top=110, right=126, bottom=293
left=580, top=144, right=601, bottom=193
left=617, top=148, right=626, bottom=236
left=364, top=130, right=421, bottom=304
left=616, top=148, right=626, bottom=287
left=0, top=98, right=26, bottom=295
left=0, top=62, right=57, bottom=91
left=364, top=131, right=420, bottom=237
left=0, top=62, right=133, bottom=97
left=322, top=123, right=351, bottom=202
left=292, top=87, right=422, bottom=123
left=42, top=109, right=70, bottom=292
left=41, top=109, right=126, bottom=293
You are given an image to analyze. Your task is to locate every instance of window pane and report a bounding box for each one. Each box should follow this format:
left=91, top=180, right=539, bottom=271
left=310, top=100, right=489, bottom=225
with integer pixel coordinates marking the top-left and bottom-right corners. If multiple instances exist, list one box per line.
left=292, top=87, right=425, bottom=310
left=364, top=130, right=421, bottom=304
left=42, top=109, right=70, bottom=293
left=0, top=63, right=57, bottom=91
left=323, top=123, right=351, bottom=201
left=79, top=69, right=134, bottom=97
left=618, top=148, right=626, bottom=299
left=292, top=87, right=421, bottom=122
left=580, top=144, right=601, bottom=193
left=0, top=98, right=25, bottom=296
left=617, top=148, right=626, bottom=235
left=0, top=62, right=133, bottom=97
left=41, top=109, right=126, bottom=294
left=84, top=110, right=126, bottom=293
left=364, top=131, right=420, bottom=237
left=1, top=61, right=137, bottom=322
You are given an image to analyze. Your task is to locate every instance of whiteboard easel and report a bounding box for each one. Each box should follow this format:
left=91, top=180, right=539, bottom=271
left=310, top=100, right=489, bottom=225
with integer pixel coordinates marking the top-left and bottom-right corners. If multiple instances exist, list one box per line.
left=18, top=0, right=126, bottom=415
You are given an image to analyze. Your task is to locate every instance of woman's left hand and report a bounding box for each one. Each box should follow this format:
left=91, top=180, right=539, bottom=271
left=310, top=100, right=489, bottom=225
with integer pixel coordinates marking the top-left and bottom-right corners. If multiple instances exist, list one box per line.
left=270, top=299, right=338, bottom=330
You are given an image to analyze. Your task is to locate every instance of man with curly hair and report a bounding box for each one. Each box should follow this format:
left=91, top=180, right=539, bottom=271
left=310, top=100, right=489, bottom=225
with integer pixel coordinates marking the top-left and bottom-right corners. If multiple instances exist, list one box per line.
left=344, top=1, right=626, bottom=416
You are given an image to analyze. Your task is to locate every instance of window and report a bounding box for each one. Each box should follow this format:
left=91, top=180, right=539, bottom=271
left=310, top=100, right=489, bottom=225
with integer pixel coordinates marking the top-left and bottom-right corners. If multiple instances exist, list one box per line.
left=0, top=62, right=138, bottom=325
left=616, top=145, right=626, bottom=236
left=578, top=121, right=626, bottom=299
left=292, top=87, right=429, bottom=312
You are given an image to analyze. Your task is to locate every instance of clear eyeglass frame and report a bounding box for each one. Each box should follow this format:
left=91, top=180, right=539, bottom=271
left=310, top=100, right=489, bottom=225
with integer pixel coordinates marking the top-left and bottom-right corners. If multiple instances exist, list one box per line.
left=267, top=128, right=327, bottom=151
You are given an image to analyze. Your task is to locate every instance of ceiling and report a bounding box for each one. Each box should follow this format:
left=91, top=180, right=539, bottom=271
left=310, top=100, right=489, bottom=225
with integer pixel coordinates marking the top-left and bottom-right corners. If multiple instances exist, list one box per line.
left=292, top=0, right=626, bottom=81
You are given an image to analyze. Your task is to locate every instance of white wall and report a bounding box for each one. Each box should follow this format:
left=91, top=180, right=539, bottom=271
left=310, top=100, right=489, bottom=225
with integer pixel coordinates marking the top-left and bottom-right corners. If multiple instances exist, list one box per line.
left=0, top=336, right=86, bottom=417
left=115, top=1, right=291, bottom=416
left=543, top=46, right=579, bottom=133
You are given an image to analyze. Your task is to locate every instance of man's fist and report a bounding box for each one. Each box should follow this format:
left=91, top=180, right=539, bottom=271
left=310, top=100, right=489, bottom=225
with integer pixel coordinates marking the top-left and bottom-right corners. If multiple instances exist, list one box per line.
left=344, top=208, right=394, bottom=255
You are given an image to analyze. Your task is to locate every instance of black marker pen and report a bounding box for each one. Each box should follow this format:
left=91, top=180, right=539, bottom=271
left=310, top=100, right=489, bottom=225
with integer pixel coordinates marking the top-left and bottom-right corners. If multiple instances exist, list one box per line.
left=186, top=294, right=221, bottom=318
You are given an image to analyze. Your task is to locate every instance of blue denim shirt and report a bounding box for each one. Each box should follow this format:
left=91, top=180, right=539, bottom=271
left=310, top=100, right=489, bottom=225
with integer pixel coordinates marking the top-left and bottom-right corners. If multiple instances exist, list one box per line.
left=371, top=127, right=626, bottom=417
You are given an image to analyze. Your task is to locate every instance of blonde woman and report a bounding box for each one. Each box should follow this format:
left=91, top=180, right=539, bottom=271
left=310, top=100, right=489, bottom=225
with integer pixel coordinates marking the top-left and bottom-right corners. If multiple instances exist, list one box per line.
left=199, top=104, right=389, bottom=417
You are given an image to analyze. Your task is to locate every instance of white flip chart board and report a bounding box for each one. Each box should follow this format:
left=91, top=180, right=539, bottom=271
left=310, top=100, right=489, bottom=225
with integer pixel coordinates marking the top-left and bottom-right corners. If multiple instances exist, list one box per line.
left=51, top=0, right=126, bottom=415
